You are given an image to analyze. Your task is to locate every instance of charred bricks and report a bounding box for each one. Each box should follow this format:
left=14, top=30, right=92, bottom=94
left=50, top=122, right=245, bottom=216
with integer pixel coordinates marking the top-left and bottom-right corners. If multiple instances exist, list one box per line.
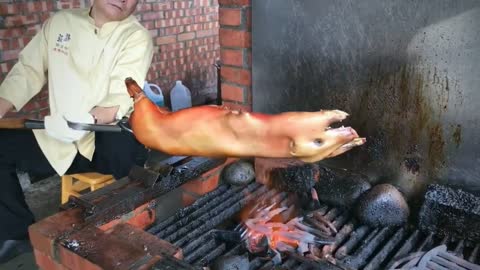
left=255, top=158, right=320, bottom=194
left=315, top=166, right=371, bottom=209
left=418, top=184, right=480, bottom=242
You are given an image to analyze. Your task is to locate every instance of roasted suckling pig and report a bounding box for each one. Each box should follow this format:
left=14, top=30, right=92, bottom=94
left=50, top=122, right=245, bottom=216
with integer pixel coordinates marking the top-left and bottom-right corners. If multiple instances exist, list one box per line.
left=124, top=78, right=365, bottom=162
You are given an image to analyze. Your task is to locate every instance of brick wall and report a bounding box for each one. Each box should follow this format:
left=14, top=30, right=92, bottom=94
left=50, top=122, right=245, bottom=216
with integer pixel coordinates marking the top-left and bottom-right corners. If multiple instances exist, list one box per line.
left=142, top=0, right=220, bottom=106
left=179, top=0, right=252, bottom=205
left=0, top=0, right=220, bottom=119
left=218, top=0, right=251, bottom=112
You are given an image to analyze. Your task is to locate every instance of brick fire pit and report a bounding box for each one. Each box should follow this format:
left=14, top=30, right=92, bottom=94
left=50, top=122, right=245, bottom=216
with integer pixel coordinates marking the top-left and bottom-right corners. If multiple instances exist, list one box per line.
left=28, top=156, right=233, bottom=270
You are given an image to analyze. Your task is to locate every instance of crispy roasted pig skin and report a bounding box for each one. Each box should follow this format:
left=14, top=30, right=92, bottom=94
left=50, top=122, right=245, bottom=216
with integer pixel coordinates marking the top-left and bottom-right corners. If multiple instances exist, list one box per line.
left=124, top=78, right=365, bottom=162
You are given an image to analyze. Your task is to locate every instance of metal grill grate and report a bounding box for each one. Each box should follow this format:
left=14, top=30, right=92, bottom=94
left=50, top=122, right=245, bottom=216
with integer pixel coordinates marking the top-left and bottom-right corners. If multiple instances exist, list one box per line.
left=147, top=183, right=480, bottom=269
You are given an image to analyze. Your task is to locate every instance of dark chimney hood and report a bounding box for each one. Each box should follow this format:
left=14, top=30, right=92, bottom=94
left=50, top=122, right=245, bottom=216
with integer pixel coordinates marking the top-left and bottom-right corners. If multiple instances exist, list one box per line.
left=252, top=0, right=480, bottom=203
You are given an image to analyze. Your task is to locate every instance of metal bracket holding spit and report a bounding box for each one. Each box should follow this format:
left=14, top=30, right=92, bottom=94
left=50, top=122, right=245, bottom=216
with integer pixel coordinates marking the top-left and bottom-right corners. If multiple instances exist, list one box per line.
left=130, top=155, right=190, bottom=188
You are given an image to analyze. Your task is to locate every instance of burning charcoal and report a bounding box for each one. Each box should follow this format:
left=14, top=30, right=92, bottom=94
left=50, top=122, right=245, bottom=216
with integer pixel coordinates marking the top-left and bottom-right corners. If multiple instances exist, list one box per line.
left=222, top=160, right=255, bottom=186
left=269, top=163, right=318, bottom=193
left=211, top=255, right=250, bottom=270
left=311, top=187, right=320, bottom=202
left=314, top=166, right=371, bottom=209
left=354, top=184, right=409, bottom=227
left=241, top=203, right=334, bottom=259
left=255, top=158, right=318, bottom=193
left=304, top=212, right=337, bottom=235
left=418, top=184, right=480, bottom=242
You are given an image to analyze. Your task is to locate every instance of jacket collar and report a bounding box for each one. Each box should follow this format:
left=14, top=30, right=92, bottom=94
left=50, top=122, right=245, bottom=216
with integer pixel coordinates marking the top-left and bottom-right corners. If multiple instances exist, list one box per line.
left=84, top=7, right=135, bottom=37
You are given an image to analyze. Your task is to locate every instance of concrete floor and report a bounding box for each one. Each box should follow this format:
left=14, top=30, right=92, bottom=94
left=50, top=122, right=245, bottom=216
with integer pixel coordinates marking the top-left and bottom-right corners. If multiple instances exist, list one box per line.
left=0, top=168, right=184, bottom=270
left=0, top=173, right=61, bottom=270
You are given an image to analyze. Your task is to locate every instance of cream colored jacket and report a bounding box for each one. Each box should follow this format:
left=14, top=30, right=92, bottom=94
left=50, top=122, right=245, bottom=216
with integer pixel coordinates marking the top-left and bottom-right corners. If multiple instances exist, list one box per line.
left=0, top=8, right=154, bottom=176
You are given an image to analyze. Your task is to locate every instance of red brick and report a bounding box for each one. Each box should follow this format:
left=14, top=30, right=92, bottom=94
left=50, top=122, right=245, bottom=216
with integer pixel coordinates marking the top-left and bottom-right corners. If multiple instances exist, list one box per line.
left=221, top=48, right=243, bottom=66
left=182, top=171, right=220, bottom=195
left=137, top=255, right=162, bottom=270
left=178, top=32, right=195, bottom=41
left=205, top=7, right=219, bottom=14
left=36, top=99, right=49, bottom=110
left=218, top=0, right=251, bottom=6
left=126, top=207, right=155, bottom=230
left=40, top=12, right=52, bottom=24
left=152, top=2, right=172, bottom=11
left=221, top=101, right=252, bottom=112
left=38, top=88, right=49, bottom=99
left=0, top=28, right=24, bottom=38
left=221, top=83, right=244, bottom=102
left=108, top=223, right=183, bottom=259
left=174, top=0, right=190, bottom=9
left=165, top=25, right=185, bottom=36
left=26, top=2, right=45, bottom=12
left=136, top=3, right=152, bottom=11
left=177, top=17, right=194, bottom=25
left=60, top=3, right=71, bottom=9
left=0, top=40, right=9, bottom=51
left=25, top=25, right=41, bottom=36
left=98, top=202, right=155, bottom=231
left=182, top=191, right=200, bottom=206
left=221, top=66, right=251, bottom=86
left=156, top=35, right=176, bottom=45
left=58, top=246, right=102, bottom=270
left=21, top=100, right=41, bottom=113
left=142, top=11, right=164, bottom=21
left=142, top=21, right=154, bottom=29
left=28, top=208, right=83, bottom=258
left=33, top=249, right=68, bottom=270
left=219, top=28, right=251, bottom=48
left=185, top=23, right=203, bottom=32
left=219, top=8, right=242, bottom=26
left=155, top=19, right=176, bottom=28
left=5, top=14, right=39, bottom=27
left=1, top=49, right=20, bottom=61
left=0, top=3, right=18, bottom=15
left=203, top=164, right=224, bottom=179
left=194, top=0, right=210, bottom=7
left=185, top=8, right=203, bottom=16
left=203, top=21, right=218, bottom=30
left=196, top=29, right=217, bottom=38
left=59, top=226, right=148, bottom=270
left=164, top=9, right=184, bottom=18
left=11, top=36, right=32, bottom=50
left=39, top=108, right=50, bottom=118
left=46, top=1, right=55, bottom=11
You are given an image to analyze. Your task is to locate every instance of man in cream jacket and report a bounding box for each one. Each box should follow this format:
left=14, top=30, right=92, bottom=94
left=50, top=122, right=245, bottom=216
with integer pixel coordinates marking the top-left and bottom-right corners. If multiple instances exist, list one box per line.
left=0, top=0, right=153, bottom=262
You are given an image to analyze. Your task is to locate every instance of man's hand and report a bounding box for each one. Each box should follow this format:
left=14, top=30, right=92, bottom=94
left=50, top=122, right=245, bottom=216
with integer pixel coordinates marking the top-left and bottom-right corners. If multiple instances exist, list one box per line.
left=0, top=98, right=14, bottom=119
left=44, top=112, right=94, bottom=143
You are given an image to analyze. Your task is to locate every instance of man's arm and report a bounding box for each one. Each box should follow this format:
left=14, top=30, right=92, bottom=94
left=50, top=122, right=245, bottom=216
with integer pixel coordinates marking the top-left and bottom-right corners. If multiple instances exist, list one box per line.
left=92, top=29, right=154, bottom=124
left=0, top=19, right=51, bottom=118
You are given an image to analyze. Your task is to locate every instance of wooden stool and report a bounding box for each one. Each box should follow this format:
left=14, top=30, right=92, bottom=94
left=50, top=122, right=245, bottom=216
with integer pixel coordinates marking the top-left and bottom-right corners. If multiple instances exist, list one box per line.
left=61, top=172, right=115, bottom=204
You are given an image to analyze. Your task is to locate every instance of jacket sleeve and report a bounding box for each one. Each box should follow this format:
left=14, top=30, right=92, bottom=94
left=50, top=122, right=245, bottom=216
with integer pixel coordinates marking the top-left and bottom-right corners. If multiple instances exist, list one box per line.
left=0, top=18, right=51, bottom=111
left=96, top=28, right=154, bottom=120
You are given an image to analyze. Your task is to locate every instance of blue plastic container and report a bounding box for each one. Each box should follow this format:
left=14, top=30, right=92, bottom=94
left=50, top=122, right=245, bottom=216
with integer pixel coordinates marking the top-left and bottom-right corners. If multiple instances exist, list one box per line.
left=143, top=81, right=164, bottom=107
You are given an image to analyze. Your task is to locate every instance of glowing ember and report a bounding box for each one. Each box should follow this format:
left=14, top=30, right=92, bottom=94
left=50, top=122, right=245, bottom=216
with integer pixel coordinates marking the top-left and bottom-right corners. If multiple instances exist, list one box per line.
left=239, top=203, right=336, bottom=261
